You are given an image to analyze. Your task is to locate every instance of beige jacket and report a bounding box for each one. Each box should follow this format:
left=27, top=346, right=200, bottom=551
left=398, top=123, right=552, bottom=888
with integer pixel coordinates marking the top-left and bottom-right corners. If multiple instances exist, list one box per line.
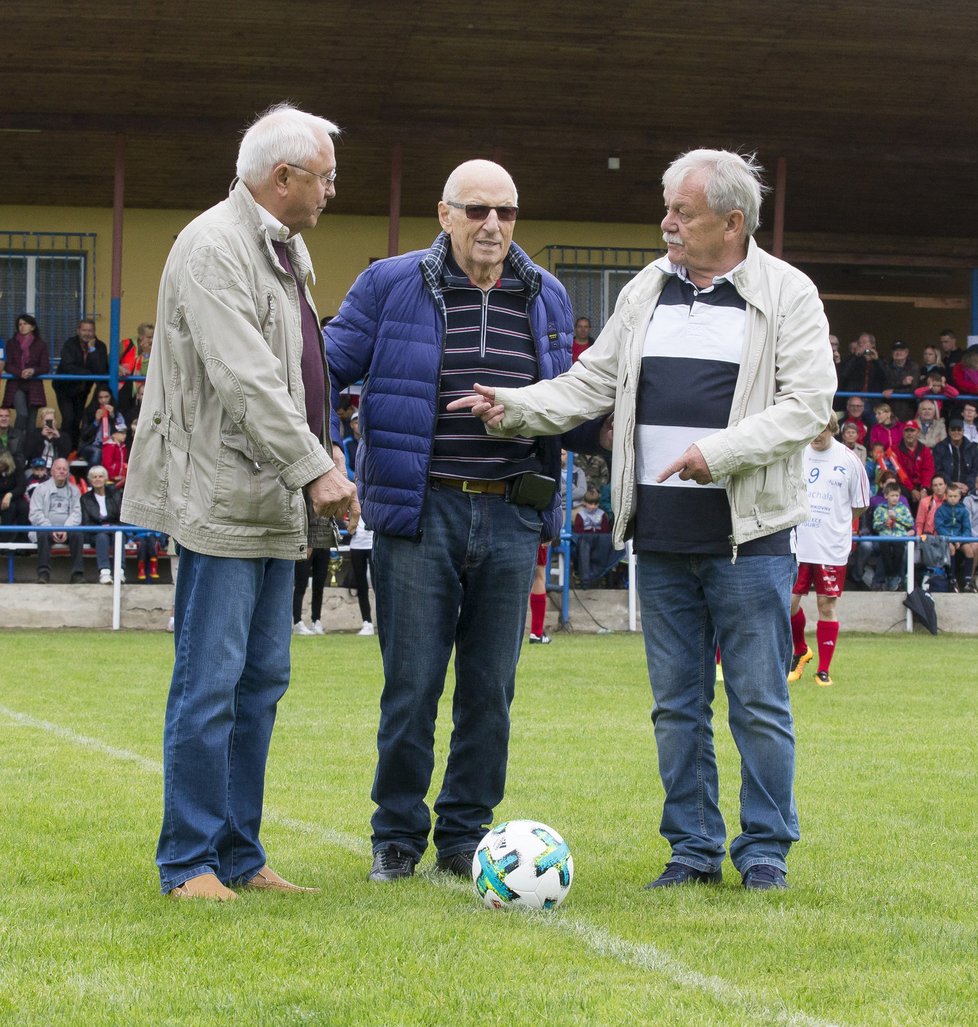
left=121, top=180, right=334, bottom=559
left=492, top=237, right=837, bottom=552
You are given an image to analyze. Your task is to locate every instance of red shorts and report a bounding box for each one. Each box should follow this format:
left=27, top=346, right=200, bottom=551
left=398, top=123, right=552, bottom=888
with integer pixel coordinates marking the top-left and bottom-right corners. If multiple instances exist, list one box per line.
left=792, top=562, right=847, bottom=599
left=536, top=544, right=549, bottom=567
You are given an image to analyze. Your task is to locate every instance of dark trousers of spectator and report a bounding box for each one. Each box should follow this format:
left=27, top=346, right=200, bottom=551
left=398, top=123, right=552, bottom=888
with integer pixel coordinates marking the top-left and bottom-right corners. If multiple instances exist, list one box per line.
left=11, top=391, right=43, bottom=442
left=879, top=540, right=906, bottom=583
left=576, top=532, right=615, bottom=588
left=1, top=495, right=30, bottom=540
left=349, top=548, right=373, bottom=624
left=53, top=390, right=87, bottom=451
left=293, top=548, right=329, bottom=623
left=36, top=531, right=83, bottom=574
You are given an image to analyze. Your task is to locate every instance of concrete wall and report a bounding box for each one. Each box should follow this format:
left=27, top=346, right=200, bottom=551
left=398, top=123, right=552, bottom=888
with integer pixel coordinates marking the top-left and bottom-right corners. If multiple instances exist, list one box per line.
left=1, top=585, right=974, bottom=635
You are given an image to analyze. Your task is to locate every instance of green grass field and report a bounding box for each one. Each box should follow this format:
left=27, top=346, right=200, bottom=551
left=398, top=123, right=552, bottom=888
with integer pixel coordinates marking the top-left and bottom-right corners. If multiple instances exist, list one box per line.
left=1, top=628, right=975, bottom=1026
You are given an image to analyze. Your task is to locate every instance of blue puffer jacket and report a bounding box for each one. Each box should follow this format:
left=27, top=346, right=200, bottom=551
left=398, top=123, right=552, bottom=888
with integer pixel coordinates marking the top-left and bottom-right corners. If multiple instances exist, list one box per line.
left=325, top=233, right=574, bottom=540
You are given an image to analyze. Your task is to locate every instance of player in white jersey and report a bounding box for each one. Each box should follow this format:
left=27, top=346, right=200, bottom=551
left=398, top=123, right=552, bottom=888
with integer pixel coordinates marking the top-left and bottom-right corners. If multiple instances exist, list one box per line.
left=789, top=413, right=870, bottom=686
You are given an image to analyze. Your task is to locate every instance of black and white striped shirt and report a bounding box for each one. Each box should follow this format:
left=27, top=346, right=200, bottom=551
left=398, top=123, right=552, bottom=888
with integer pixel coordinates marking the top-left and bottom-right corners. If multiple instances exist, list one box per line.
left=633, top=258, right=790, bottom=556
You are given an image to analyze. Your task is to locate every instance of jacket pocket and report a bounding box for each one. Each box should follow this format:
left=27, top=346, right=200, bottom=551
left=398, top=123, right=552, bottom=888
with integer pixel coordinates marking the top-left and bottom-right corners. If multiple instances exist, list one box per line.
left=210, top=430, right=296, bottom=528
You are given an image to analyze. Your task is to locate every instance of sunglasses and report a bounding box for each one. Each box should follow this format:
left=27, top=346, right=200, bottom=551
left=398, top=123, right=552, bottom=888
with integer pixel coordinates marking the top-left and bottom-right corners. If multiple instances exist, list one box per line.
left=446, top=201, right=519, bottom=222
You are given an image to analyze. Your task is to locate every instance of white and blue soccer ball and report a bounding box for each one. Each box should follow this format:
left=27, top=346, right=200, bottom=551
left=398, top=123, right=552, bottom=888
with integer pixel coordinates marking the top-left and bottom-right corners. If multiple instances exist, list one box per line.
left=472, top=819, right=573, bottom=910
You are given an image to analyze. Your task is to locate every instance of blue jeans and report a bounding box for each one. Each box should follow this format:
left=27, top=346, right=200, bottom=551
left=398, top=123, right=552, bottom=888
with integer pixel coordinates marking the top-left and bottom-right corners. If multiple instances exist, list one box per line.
left=370, top=484, right=542, bottom=858
left=156, top=548, right=293, bottom=893
left=635, top=551, right=799, bottom=875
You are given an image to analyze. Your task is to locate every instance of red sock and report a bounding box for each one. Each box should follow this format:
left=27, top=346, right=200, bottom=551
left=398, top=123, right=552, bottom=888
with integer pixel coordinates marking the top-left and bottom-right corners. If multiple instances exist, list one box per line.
left=530, top=592, right=546, bottom=636
left=790, top=608, right=807, bottom=654
left=816, top=620, right=840, bottom=672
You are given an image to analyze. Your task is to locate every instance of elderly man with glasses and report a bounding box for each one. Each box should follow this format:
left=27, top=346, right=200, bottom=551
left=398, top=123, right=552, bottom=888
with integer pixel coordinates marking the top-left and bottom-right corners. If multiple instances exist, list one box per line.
left=326, top=159, right=601, bottom=883
left=122, top=103, right=357, bottom=902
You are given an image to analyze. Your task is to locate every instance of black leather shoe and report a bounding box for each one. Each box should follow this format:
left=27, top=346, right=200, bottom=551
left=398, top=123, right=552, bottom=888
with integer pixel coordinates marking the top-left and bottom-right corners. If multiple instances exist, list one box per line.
left=435, top=850, right=475, bottom=878
left=644, top=862, right=722, bottom=889
left=368, top=846, right=417, bottom=882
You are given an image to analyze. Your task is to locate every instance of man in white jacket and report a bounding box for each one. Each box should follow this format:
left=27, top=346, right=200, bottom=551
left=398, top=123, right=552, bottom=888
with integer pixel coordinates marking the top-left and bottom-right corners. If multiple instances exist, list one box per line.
left=449, top=149, right=836, bottom=892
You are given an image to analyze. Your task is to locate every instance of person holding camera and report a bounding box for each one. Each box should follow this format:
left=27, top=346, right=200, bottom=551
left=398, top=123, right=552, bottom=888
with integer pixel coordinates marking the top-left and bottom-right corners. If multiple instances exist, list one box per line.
left=837, top=332, right=887, bottom=401
left=24, top=407, right=71, bottom=468
left=325, top=159, right=598, bottom=884
left=53, top=319, right=108, bottom=451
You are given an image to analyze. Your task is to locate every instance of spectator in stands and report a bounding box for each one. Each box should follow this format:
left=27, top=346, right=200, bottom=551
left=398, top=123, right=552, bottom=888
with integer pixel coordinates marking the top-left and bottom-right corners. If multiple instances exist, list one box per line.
left=960, top=400, right=978, bottom=444
left=29, top=456, right=84, bottom=584
left=24, top=407, right=71, bottom=469
left=53, top=318, right=108, bottom=451
left=2, top=315, right=49, bottom=440
left=789, top=415, right=870, bottom=687
left=839, top=421, right=866, bottom=465
left=571, top=316, right=594, bottom=363
left=865, top=443, right=899, bottom=495
left=841, top=395, right=870, bottom=444
left=914, top=397, right=947, bottom=449
left=939, top=328, right=963, bottom=370
left=963, top=472, right=978, bottom=540
left=918, top=345, right=944, bottom=385
left=868, top=402, right=902, bottom=451
left=881, top=341, right=919, bottom=420
left=133, top=530, right=167, bottom=582
left=837, top=333, right=886, bottom=403
left=336, top=395, right=358, bottom=440
left=24, top=457, right=49, bottom=504
left=872, top=482, right=915, bottom=590
left=117, top=322, right=154, bottom=421
left=0, top=407, right=25, bottom=469
left=292, top=544, right=330, bottom=635
left=574, top=451, right=610, bottom=493
left=950, top=347, right=978, bottom=397
left=935, top=484, right=977, bottom=591
left=80, top=464, right=124, bottom=585
left=560, top=447, right=587, bottom=509
left=933, top=418, right=978, bottom=494
left=79, top=387, right=128, bottom=471
left=348, top=515, right=375, bottom=636
left=573, top=487, right=614, bottom=588
left=914, top=370, right=959, bottom=420
left=915, top=474, right=947, bottom=536
left=0, top=450, right=29, bottom=534
left=893, top=420, right=934, bottom=508
left=528, top=544, right=551, bottom=644
left=828, top=333, right=841, bottom=368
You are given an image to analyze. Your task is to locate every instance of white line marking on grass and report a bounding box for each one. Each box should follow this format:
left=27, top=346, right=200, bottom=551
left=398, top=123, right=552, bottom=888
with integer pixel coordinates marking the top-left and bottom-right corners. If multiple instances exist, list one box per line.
left=0, top=705, right=844, bottom=1027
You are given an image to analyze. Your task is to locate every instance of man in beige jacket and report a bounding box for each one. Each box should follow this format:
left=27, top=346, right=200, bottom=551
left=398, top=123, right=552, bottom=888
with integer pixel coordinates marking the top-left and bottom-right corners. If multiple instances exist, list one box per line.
left=123, top=103, right=356, bottom=901
left=450, top=149, right=836, bottom=893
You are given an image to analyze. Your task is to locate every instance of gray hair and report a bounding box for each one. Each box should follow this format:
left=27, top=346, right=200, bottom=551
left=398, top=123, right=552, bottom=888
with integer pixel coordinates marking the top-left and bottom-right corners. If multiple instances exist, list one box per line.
left=87, top=464, right=108, bottom=481
left=662, top=149, right=768, bottom=237
left=236, top=103, right=340, bottom=188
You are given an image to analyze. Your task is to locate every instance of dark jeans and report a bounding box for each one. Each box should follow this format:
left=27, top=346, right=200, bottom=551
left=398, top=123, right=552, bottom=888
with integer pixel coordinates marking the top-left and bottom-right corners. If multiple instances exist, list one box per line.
left=349, top=547, right=373, bottom=623
left=292, top=548, right=328, bottom=622
left=36, top=531, right=83, bottom=574
left=370, top=484, right=542, bottom=858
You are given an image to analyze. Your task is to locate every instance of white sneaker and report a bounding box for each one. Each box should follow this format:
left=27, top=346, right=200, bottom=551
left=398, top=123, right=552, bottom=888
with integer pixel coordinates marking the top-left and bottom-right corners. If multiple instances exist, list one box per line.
left=293, top=621, right=314, bottom=636
left=99, top=568, right=113, bottom=585
left=529, top=632, right=551, bottom=644
left=357, top=621, right=375, bottom=636
left=312, top=620, right=325, bottom=635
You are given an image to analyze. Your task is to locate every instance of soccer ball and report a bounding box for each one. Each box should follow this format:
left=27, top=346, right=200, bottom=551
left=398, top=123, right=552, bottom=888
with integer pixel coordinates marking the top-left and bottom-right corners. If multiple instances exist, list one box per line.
left=472, top=819, right=573, bottom=910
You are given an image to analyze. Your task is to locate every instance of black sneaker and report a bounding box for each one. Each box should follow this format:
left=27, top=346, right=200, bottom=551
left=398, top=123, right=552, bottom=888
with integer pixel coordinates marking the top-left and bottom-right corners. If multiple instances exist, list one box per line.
left=742, top=864, right=788, bottom=891
left=70, top=571, right=85, bottom=584
left=37, top=569, right=50, bottom=584
left=643, top=862, right=722, bottom=889
left=435, top=850, right=475, bottom=878
left=367, top=846, right=417, bottom=882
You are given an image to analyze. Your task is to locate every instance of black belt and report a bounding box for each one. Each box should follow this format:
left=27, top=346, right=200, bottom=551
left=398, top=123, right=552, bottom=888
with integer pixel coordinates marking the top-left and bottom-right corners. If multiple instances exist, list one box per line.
left=429, top=476, right=507, bottom=496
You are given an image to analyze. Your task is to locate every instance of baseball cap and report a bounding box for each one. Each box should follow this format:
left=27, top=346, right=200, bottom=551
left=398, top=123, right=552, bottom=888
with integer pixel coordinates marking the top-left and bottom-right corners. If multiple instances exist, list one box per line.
left=31, top=457, right=47, bottom=468
left=892, top=340, right=909, bottom=351
left=949, top=418, right=965, bottom=430
left=903, top=420, right=921, bottom=431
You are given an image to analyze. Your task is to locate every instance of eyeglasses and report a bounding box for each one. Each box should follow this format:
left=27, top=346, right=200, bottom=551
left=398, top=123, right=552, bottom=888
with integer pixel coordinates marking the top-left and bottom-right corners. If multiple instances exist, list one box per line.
left=445, top=201, right=519, bottom=222
left=286, top=163, right=337, bottom=186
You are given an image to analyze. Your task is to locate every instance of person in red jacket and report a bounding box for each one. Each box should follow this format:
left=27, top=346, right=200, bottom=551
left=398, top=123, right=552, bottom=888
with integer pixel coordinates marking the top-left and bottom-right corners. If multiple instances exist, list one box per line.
left=893, top=420, right=935, bottom=509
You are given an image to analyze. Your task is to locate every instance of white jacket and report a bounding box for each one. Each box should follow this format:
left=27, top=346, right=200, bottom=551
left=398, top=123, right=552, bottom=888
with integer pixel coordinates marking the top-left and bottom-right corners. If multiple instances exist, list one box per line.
left=492, top=237, right=837, bottom=551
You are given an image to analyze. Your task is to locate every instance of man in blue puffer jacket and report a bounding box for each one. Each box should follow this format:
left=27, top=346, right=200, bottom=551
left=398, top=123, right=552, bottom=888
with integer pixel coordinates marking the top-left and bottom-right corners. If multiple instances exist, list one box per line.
left=326, top=159, right=584, bottom=883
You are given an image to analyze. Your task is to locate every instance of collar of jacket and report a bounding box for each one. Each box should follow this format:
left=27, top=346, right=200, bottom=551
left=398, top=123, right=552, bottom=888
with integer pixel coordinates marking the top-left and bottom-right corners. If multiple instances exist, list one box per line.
left=226, top=178, right=317, bottom=287
left=419, top=231, right=541, bottom=299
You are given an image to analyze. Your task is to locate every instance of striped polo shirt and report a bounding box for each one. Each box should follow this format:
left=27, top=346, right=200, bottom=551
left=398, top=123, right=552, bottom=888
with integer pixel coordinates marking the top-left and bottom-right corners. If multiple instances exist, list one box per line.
left=633, top=257, right=790, bottom=556
left=432, top=253, right=542, bottom=480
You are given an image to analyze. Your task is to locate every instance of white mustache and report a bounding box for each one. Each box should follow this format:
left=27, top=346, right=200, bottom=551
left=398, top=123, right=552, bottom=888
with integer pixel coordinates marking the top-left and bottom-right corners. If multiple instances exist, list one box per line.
left=662, top=233, right=682, bottom=245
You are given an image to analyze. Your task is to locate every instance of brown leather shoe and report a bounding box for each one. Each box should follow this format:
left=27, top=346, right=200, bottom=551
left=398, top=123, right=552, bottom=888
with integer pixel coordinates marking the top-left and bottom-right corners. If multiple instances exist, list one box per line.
left=167, top=872, right=237, bottom=901
left=243, top=865, right=319, bottom=893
